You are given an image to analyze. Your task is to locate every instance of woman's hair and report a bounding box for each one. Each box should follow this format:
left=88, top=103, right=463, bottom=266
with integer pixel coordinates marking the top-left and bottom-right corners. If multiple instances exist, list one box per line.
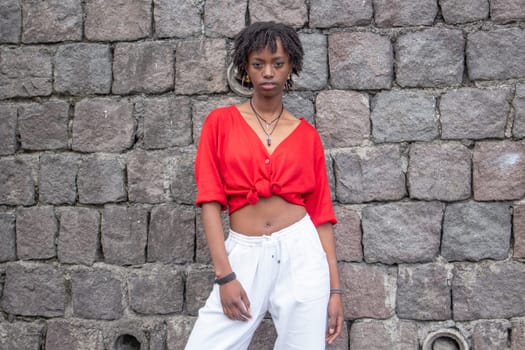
left=232, top=21, right=304, bottom=89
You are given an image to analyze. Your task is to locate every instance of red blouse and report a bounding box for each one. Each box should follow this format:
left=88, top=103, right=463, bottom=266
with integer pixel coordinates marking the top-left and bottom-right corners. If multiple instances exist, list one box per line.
left=195, top=105, right=337, bottom=227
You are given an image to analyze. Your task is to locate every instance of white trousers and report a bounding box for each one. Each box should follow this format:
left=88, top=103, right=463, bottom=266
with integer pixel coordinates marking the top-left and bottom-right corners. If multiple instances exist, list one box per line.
left=185, top=215, right=330, bottom=350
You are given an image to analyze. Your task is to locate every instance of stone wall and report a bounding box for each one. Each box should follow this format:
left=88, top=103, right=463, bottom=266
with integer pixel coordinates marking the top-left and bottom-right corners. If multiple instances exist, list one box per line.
left=1, top=0, right=524, bottom=349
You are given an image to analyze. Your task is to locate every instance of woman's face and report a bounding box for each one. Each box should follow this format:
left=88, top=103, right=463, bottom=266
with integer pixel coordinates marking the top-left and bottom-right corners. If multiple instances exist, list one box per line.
left=245, top=39, right=292, bottom=97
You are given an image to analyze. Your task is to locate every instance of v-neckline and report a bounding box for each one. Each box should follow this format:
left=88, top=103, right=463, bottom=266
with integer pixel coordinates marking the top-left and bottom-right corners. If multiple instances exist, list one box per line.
left=233, top=105, right=303, bottom=157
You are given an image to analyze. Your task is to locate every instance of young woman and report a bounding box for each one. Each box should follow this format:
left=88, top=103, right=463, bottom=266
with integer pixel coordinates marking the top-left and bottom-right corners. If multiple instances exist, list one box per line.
left=186, top=22, right=343, bottom=349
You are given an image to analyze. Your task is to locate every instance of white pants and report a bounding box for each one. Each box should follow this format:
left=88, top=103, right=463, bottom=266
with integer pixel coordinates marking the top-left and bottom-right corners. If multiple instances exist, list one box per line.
left=185, top=215, right=330, bottom=350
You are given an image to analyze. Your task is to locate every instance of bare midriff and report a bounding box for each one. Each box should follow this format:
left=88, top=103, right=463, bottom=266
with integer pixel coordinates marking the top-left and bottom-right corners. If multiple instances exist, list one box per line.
left=229, top=195, right=307, bottom=236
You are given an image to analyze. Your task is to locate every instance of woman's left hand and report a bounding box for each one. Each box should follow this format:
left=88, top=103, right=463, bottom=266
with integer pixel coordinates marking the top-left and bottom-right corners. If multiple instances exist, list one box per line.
left=325, top=293, right=344, bottom=344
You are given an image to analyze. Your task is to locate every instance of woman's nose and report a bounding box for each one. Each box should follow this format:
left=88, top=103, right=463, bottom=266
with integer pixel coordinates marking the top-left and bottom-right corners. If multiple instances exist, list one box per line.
left=262, top=64, right=274, bottom=77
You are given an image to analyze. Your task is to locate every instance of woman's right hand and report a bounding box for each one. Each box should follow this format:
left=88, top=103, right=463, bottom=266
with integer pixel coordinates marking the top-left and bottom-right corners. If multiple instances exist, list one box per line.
left=219, top=279, right=252, bottom=321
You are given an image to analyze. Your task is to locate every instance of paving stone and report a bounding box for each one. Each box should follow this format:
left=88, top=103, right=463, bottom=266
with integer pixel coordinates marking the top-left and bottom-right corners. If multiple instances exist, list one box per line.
left=16, top=206, right=57, bottom=260
left=22, top=0, right=81, bottom=43
left=1, top=263, right=65, bottom=317
left=0, top=212, right=16, bottom=262
left=512, top=318, right=525, bottom=350
left=371, top=90, right=438, bottom=142
left=77, top=155, right=127, bottom=204
left=440, top=87, right=511, bottom=140
left=100, top=319, right=165, bottom=350
left=249, top=319, right=277, bottom=349
left=408, top=142, right=471, bottom=201
left=471, top=320, right=511, bottom=350
left=374, top=0, right=438, bottom=26
left=143, top=96, right=192, bottom=149
left=397, top=263, right=453, bottom=320
left=148, top=204, right=195, bottom=264
left=396, top=28, right=464, bottom=87
left=362, top=201, right=443, bottom=264
left=316, top=90, right=370, bottom=148
left=154, top=0, right=201, bottom=38
left=334, top=206, right=362, bottom=262
left=101, top=205, right=148, bottom=266
left=18, top=100, right=69, bottom=151
left=38, top=153, right=80, bottom=205
left=249, top=0, right=307, bottom=28
left=113, top=41, right=175, bottom=94
left=513, top=83, right=525, bottom=138
left=166, top=316, right=196, bottom=350
left=85, top=0, right=151, bottom=41
left=175, top=39, right=228, bottom=95
left=54, top=43, right=112, bottom=95
left=169, top=147, right=197, bottom=205
left=295, top=33, right=328, bottom=91
left=439, top=0, right=489, bottom=24
left=329, top=32, right=393, bottom=90
left=514, top=205, right=525, bottom=260
left=185, top=265, right=214, bottom=315
left=442, top=201, right=511, bottom=261
left=127, top=150, right=171, bottom=204
left=0, top=322, right=44, bottom=349
left=45, top=320, right=104, bottom=350
left=57, top=207, right=100, bottom=265
left=129, top=265, right=184, bottom=314
left=453, top=261, right=525, bottom=320
left=333, top=145, right=406, bottom=204
left=349, top=318, right=418, bottom=350
left=491, top=0, right=525, bottom=23
left=339, top=263, right=396, bottom=319
left=310, top=0, right=373, bottom=28
left=0, top=0, right=21, bottom=43
left=0, top=104, right=18, bottom=155
left=467, top=28, right=525, bottom=81
left=204, top=0, right=246, bottom=37
left=71, top=268, right=123, bottom=320
left=0, top=157, right=35, bottom=205
left=0, top=46, right=53, bottom=99
left=473, top=141, right=525, bottom=201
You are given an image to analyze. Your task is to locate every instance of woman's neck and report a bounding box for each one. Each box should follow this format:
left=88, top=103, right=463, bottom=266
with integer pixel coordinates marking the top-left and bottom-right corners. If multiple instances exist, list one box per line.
left=250, top=95, right=283, bottom=116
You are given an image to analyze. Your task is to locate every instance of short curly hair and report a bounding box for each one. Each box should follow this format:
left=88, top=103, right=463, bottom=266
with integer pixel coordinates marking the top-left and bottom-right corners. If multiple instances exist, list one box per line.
left=232, top=21, right=304, bottom=89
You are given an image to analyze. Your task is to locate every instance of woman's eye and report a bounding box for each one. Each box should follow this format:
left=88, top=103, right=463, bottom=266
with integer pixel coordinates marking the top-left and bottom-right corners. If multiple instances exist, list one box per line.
left=274, top=62, right=284, bottom=68
left=252, top=63, right=262, bottom=68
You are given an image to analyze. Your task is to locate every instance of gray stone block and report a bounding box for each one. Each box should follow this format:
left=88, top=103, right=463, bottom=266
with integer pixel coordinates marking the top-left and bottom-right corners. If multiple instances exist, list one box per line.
left=148, top=204, right=195, bottom=264
left=374, top=0, right=437, bottom=27
left=439, top=0, right=488, bottom=24
left=204, top=0, right=246, bottom=37
left=467, top=28, right=525, bottom=81
left=0, top=322, right=44, bottom=349
left=249, top=319, right=277, bottom=349
left=442, top=201, right=511, bottom=261
left=453, top=261, right=525, bottom=320
left=329, top=32, right=393, bottom=90
left=100, top=319, right=165, bottom=350
left=249, top=0, right=307, bottom=28
left=175, top=39, right=228, bottom=95
left=169, top=147, right=197, bottom=205
left=143, top=96, right=192, bottom=149
left=127, top=150, right=171, bottom=203
left=0, top=157, right=35, bottom=205
left=349, top=319, right=418, bottom=350
left=166, top=317, right=196, bottom=350
left=397, top=263, right=453, bottom=320
left=514, top=205, right=525, bottom=260
left=85, top=0, right=151, bottom=41
left=396, top=28, right=464, bottom=87
left=22, top=0, right=81, bottom=43
left=0, top=0, right=21, bottom=43
left=101, top=205, right=148, bottom=266
left=1, top=263, right=65, bottom=317
left=45, top=320, right=104, bottom=350
left=18, top=100, right=69, bottom=150
left=38, top=153, right=80, bottom=205
left=16, top=206, right=57, bottom=260
left=310, top=0, right=373, bottom=28
left=472, top=320, right=511, bottom=350
left=0, top=46, right=52, bottom=99
left=491, top=0, right=525, bottom=23
left=339, top=263, right=396, bottom=319
left=316, top=90, right=370, bottom=148
left=283, top=93, right=315, bottom=123
left=0, top=212, right=16, bottom=262
left=473, top=141, right=525, bottom=201
left=154, top=0, right=201, bottom=38
left=512, top=318, right=525, bottom=350
left=55, top=43, right=112, bottom=95
left=362, top=201, right=443, bottom=264
left=0, top=104, right=18, bottom=155
left=295, top=33, right=328, bottom=91
left=71, top=268, right=123, bottom=320
left=129, top=265, right=184, bottom=314
left=371, top=90, right=438, bottom=142
left=185, top=265, right=214, bottom=315
left=77, top=155, right=127, bottom=204
left=113, top=41, right=175, bottom=94
left=334, top=206, right=362, bottom=262
left=513, top=83, right=525, bottom=138
left=440, top=87, right=511, bottom=140
left=408, top=142, right=471, bottom=201
left=57, top=207, right=100, bottom=265
left=333, top=145, right=406, bottom=204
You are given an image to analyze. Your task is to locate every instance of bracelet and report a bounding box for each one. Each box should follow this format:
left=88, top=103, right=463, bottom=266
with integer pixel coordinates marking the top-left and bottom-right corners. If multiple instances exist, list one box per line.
left=214, top=272, right=236, bottom=285
left=330, top=288, right=343, bottom=295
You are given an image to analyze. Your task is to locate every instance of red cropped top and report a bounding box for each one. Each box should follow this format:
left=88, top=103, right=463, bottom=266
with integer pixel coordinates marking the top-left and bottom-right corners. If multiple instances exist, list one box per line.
left=195, top=105, right=337, bottom=227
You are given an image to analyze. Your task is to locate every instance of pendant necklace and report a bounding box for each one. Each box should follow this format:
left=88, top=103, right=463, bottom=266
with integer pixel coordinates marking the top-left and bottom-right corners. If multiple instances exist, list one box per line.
left=249, top=98, right=284, bottom=147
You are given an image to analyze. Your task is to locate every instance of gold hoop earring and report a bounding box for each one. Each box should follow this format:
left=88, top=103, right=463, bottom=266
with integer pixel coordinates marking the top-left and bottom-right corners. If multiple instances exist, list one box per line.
left=246, top=75, right=251, bottom=83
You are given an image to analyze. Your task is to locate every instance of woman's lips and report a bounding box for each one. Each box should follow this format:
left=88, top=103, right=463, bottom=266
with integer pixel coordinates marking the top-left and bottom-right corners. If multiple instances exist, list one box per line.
left=260, top=82, right=276, bottom=90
